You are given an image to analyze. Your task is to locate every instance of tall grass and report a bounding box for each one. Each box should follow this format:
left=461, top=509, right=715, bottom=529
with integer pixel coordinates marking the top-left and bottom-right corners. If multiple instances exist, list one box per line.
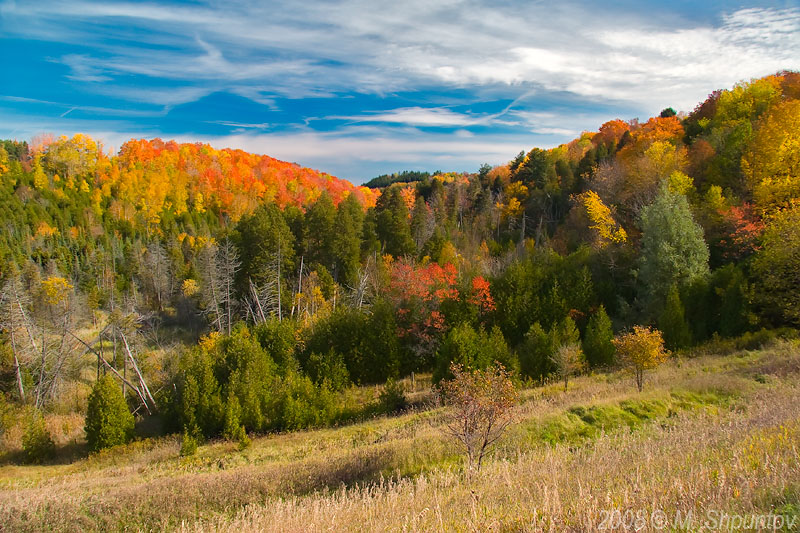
left=0, top=341, right=797, bottom=531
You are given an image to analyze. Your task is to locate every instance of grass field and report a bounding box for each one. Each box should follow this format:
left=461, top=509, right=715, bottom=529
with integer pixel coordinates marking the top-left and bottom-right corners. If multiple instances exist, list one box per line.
left=1, top=341, right=799, bottom=531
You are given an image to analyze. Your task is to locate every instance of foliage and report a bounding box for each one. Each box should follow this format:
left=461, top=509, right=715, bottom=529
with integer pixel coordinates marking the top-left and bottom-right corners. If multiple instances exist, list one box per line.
left=438, top=363, right=517, bottom=471
left=22, top=410, right=56, bottom=464
left=179, top=429, right=198, bottom=457
left=752, top=206, right=800, bottom=326
left=637, top=183, right=709, bottom=315
left=85, top=375, right=136, bottom=452
left=581, top=191, right=627, bottom=247
left=583, top=305, right=615, bottom=367
left=434, top=323, right=515, bottom=383
left=612, top=326, right=669, bottom=392
left=549, top=342, right=586, bottom=392
left=658, top=285, right=692, bottom=351
left=378, top=378, right=408, bottom=414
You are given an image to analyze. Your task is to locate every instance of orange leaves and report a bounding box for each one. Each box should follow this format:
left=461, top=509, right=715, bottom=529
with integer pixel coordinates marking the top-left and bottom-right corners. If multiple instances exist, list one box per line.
left=469, top=276, right=496, bottom=314
left=389, top=259, right=459, bottom=304
left=93, top=137, right=375, bottom=223
left=594, top=119, right=630, bottom=146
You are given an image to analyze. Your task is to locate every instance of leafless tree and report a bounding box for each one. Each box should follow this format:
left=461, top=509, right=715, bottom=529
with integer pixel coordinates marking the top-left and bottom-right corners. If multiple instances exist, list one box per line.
left=198, top=239, right=240, bottom=334
left=141, top=242, right=171, bottom=312
left=0, top=271, right=37, bottom=401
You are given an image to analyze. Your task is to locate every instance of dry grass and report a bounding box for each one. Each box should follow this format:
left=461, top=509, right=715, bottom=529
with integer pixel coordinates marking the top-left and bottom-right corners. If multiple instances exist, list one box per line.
left=1, top=341, right=798, bottom=532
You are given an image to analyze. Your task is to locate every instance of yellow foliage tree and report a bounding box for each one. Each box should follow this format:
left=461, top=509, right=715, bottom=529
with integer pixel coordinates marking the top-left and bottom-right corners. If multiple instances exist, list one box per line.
left=612, top=326, right=669, bottom=392
left=742, top=99, right=800, bottom=216
left=581, top=191, right=627, bottom=247
left=40, top=277, right=73, bottom=307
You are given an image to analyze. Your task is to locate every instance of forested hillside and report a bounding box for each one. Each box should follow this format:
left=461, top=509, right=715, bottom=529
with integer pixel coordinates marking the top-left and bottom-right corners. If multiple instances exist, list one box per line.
left=1, top=72, right=799, bottom=444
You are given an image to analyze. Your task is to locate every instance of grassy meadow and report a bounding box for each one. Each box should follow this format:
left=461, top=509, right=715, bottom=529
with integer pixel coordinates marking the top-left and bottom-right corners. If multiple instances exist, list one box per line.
left=1, top=340, right=799, bottom=532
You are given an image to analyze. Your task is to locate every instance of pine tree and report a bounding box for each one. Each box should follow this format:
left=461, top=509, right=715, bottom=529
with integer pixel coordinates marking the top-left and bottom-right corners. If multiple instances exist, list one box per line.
left=658, top=285, right=692, bottom=351
left=583, top=305, right=615, bottom=367
left=85, top=375, right=135, bottom=452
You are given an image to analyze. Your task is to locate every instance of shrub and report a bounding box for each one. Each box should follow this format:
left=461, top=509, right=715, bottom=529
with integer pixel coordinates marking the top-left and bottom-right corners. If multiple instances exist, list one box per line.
left=612, top=326, right=669, bottom=392
left=438, top=363, right=518, bottom=471
left=22, top=411, right=56, bottom=464
left=550, top=342, right=586, bottom=392
left=85, top=375, right=135, bottom=452
left=179, top=429, right=198, bottom=457
left=378, top=378, right=408, bottom=414
left=434, top=323, right=516, bottom=383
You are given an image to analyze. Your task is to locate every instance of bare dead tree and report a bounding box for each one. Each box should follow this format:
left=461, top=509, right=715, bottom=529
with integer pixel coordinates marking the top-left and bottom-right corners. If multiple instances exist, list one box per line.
left=141, top=242, right=171, bottom=312
left=217, top=238, right=240, bottom=334
left=0, top=271, right=37, bottom=401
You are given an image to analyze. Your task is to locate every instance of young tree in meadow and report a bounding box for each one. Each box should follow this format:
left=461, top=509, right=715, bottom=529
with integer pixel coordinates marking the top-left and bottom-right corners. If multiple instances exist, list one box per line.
left=612, top=326, right=669, bottom=392
left=438, top=363, right=517, bottom=471
left=550, top=342, right=586, bottom=392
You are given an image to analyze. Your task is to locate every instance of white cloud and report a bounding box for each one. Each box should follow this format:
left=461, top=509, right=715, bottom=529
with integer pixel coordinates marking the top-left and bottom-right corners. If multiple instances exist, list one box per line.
left=5, top=1, right=798, bottom=113
left=329, top=107, right=500, bottom=127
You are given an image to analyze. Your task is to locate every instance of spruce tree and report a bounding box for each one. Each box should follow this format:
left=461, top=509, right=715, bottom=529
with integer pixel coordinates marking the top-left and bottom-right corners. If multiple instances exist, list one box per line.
left=85, top=375, right=135, bottom=452
left=583, top=305, right=615, bottom=367
left=659, top=285, right=692, bottom=351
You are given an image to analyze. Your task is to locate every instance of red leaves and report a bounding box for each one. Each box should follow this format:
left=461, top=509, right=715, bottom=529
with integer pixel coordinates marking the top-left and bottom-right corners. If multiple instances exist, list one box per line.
left=719, top=203, right=765, bottom=260
left=388, top=259, right=459, bottom=304
left=468, top=276, right=495, bottom=313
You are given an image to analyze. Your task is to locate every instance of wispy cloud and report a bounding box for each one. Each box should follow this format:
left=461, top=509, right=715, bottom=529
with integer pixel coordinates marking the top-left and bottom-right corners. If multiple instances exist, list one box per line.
left=1, top=1, right=799, bottom=180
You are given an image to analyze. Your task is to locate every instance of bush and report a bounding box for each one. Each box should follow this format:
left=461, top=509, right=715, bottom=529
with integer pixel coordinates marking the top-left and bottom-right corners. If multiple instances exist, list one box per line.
left=378, top=378, right=408, bottom=414
left=612, top=326, right=669, bottom=392
left=179, top=429, right=198, bottom=457
left=438, top=363, right=518, bottom=471
left=434, top=323, right=516, bottom=383
left=85, top=375, right=135, bottom=452
left=180, top=430, right=197, bottom=457
left=22, top=411, right=56, bottom=464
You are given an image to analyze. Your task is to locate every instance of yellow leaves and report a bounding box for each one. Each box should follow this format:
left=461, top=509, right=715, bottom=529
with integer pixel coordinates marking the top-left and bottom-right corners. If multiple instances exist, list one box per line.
left=35, top=221, right=59, bottom=238
left=438, top=241, right=460, bottom=267
left=199, top=331, right=221, bottom=352
left=193, top=192, right=206, bottom=214
left=742, top=99, right=800, bottom=216
left=0, top=145, right=8, bottom=175
left=704, top=185, right=726, bottom=212
left=612, top=325, right=669, bottom=370
left=667, top=171, right=694, bottom=196
left=581, top=191, right=627, bottom=247
left=40, top=276, right=73, bottom=306
left=182, top=279, right=199, bottom=297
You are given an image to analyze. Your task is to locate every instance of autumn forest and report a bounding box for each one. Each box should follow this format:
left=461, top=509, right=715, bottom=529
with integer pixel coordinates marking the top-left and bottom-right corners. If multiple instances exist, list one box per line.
left=1, top=71, right=800, bottom=530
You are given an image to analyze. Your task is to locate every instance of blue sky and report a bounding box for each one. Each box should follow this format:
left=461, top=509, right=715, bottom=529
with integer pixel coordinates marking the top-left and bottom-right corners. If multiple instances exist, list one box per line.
left=1, top=1, right=798, bottom=184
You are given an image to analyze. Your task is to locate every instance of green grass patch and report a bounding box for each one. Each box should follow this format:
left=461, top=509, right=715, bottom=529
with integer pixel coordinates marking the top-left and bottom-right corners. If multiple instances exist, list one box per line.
left=528, top=389, right=734, bottom=446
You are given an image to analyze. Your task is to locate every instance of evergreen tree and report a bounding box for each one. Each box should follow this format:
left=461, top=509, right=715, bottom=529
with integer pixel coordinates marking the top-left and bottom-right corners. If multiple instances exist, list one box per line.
left=583, top=305, right=615, bottom=367
left=375, top=186, right=415, bottom=257
left=658, top=285, right=692, bottom=350
left=85, top=375, right=135, bottom=452
left=332, top=194, right=364, bottom=286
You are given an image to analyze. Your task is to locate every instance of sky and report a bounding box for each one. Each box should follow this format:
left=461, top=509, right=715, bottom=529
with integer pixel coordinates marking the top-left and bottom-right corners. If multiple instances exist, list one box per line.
left=1, top=1, right=799, bottom=184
